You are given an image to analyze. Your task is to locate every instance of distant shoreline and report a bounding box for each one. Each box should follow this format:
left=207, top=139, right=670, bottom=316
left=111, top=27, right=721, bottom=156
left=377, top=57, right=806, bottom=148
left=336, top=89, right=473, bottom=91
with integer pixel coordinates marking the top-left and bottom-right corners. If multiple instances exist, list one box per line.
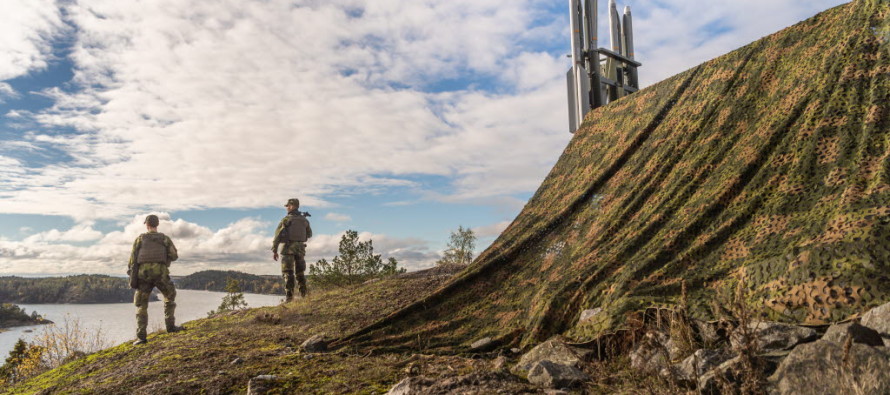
left=0, top=319, right=53, bottom=331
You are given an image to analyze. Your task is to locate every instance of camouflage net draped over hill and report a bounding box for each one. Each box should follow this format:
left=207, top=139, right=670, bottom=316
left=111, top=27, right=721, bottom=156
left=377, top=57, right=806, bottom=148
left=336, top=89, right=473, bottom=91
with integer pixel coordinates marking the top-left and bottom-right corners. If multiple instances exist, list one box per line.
left=344, top=0, right=890, bottom=352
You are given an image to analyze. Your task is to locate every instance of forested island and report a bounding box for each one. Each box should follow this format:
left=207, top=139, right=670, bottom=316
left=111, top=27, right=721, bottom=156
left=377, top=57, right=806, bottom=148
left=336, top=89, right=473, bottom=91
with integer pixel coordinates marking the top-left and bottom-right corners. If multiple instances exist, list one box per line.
left=174, top=270, right=282, bottom=294
left=0, top=303, right=51, bottom=330
left=0, top=275, right=149, bottom=304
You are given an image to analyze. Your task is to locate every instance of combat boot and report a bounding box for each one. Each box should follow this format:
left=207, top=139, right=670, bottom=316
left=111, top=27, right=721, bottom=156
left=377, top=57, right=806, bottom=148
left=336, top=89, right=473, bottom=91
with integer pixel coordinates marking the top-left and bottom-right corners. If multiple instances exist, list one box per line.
left=133, top=337, right=148, bottom=345
left=299, top=285, right=308, bottom=298
left=166, top=325, right=185, bottom=333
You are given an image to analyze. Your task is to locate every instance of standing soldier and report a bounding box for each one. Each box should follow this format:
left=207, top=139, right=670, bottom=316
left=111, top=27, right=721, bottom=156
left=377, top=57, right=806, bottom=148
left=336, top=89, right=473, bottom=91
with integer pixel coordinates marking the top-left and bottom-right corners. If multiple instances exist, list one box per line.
left=272, top=198, right=312, bottom=302
left=128, top=214, right=183, bottom=345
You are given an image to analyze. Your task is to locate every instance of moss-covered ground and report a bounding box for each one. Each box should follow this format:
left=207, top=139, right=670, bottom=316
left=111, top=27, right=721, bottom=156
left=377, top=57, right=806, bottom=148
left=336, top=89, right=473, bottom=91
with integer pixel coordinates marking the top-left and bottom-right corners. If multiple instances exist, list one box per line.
left=3, top=268, right=678, bottom=394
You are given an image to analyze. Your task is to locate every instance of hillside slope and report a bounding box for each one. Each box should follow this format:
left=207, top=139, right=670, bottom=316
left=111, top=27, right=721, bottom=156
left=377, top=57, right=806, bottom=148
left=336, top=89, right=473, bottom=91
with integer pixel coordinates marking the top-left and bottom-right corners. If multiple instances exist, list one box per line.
left=5, top=1, right=889, bottom=393
left=344, top=0, right=890, bottom=351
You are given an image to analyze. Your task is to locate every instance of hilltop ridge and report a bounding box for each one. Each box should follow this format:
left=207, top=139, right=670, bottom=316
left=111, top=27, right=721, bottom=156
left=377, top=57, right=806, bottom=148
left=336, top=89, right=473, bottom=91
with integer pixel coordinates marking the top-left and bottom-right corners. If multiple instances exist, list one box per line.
left=4, top=1, right=889, bottom=393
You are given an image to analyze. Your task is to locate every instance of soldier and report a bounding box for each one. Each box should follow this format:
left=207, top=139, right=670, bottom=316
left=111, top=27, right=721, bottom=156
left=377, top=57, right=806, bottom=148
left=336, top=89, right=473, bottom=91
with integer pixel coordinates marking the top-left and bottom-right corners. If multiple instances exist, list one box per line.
left=272, top=198, right=313, bottom=302
left=128, top=214, right=183, bottom=345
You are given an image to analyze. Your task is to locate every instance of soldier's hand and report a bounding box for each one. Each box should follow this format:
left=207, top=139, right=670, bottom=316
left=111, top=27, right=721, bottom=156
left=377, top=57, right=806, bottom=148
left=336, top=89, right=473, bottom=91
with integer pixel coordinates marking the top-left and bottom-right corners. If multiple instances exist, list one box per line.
left=273, top=252, right=279, bottom=261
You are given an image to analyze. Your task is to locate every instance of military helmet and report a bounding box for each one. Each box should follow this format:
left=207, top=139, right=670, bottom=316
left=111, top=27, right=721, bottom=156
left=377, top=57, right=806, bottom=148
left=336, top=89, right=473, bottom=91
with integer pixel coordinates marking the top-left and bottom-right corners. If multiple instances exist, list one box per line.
left=144, top=214, right=160, bottom=227
left=285, top=198, right=300, bottom=208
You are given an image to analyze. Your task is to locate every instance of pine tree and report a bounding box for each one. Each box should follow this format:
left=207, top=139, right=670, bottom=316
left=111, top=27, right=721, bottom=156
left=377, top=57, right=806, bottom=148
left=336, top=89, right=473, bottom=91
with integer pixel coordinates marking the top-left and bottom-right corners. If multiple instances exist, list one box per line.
left=309, top=230, right=406, bottom=286
left=207, top=278, right=248, bottom=316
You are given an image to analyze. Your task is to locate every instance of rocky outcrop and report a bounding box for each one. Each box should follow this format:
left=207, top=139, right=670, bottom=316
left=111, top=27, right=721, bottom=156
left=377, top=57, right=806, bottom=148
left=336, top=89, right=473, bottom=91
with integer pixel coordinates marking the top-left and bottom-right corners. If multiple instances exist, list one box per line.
left=821, top=322, right=884, bottom=346
left=674, top=348, right=736, bottom=383
left=769, top=340, right=890, bottom=395
left=629, top=331, right=672, bottom=375
left=386, top=373, right=532, bottom=394
left=730, top=322, right=817, bottom=352
left=861, top=302, right=890, bottom=346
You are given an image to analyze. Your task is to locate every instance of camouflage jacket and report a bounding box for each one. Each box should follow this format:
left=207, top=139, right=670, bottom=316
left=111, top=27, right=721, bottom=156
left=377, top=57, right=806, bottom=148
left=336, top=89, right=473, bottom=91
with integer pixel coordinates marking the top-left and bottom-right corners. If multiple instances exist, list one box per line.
left=272, top=211, right=312, bottom=255
left=128, top=231, right=178, bottom=272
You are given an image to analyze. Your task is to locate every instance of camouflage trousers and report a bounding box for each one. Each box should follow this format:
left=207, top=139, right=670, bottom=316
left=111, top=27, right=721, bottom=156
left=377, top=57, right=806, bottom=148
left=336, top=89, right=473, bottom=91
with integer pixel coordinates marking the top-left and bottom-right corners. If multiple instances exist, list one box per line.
left=281, top=243, right=307, bottom=300
left=133, top=262, right=177, bottom=340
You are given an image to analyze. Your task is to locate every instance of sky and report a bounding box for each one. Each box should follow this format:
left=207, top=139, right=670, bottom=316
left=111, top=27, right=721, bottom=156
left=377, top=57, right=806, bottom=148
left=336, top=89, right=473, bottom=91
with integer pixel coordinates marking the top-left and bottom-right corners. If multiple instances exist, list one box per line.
left=0, top=0, right=849, bottom=276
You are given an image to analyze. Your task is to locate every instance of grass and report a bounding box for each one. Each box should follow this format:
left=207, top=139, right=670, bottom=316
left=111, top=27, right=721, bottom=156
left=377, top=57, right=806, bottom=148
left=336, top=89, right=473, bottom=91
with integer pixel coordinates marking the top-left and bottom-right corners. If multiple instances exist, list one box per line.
left=1, top=271, right=683, bottom=394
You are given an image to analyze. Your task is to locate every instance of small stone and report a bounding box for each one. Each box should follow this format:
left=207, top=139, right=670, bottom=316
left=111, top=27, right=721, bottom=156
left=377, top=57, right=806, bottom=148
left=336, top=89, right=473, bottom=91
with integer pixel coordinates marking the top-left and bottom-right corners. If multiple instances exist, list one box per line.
left=403, top=362, right=420, bottom=375
left=300, top=334, right=328, bottom=353
left=247, top=375, right=280, bottom=395
left=822, top=322, right=884, bottom=346
left=470, top=337, right=496, bottom=352
left=578, top=308, right=603, bottom=323
left=492, top=355, right=508, bottom=372
left=386, top=377, right=432, bottom=395
left=512, top=338, right=582, bottom=375
left=303, top=354, right=314, bottom=360
left=527, top=360, right=588, bottom=389
left=510, top=348, right=522, bottom=354
left=231, top=357, right=244, bottom=365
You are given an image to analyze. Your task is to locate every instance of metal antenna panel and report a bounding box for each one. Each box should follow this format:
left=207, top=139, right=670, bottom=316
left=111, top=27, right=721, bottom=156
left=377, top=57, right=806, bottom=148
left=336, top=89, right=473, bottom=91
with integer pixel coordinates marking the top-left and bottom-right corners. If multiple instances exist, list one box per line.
left=566, top=0, right=642, bottom=133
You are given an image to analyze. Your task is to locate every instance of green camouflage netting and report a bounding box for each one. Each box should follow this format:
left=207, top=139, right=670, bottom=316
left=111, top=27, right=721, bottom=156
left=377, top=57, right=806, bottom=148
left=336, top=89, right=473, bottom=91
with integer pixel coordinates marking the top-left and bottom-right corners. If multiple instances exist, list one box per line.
left=344, top=0, right=890, bottom=351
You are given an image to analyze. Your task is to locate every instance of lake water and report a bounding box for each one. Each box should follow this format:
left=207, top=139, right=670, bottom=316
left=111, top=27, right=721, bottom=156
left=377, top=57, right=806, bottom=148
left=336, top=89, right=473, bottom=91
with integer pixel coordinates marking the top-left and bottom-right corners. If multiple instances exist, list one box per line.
left=0, top=289, right=283, bottom=358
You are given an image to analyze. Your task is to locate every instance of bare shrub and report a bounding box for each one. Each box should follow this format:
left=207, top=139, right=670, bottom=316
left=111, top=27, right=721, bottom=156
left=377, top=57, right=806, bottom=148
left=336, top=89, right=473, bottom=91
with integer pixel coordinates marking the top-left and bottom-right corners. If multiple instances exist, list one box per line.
left=711, top=280, right=766, bottom=395
left=669, top=281, right=698, bottom=360
left=31, top=314, right=110, bottom=368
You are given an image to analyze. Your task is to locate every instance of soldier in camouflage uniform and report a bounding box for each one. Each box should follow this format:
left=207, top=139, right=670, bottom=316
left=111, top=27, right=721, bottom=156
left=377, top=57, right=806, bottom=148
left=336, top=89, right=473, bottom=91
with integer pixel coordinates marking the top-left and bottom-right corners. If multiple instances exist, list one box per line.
left=128, top=214, right=183, bottom=345
left=272, top=198, right=312, bottom=302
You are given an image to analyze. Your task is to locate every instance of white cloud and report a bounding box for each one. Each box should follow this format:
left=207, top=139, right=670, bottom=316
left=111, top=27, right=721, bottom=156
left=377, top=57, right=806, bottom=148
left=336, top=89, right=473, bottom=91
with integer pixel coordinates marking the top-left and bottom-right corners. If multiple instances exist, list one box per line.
left=629, top=0, right=849, bottom=87
left=24, top=221, right=104, bottom=243
left=324, top=213, right=352, bottom=223
left=0, top=0, right=63, bottom=81
left=473, top=220, right=511, bottom=238
left=0, top=0, right=568, bottom=220
left=0, top=83, right=18, bottom=102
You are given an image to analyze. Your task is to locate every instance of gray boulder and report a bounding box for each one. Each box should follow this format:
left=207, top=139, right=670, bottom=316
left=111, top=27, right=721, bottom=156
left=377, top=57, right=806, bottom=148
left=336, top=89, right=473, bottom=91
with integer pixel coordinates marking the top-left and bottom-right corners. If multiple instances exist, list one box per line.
left=861, top=302, right=890, bottom=346
left=693, top=320, right=723, bottom=347
left=469, top=337, right=496, bottom=352
left=770, top=340, right=890, bottom=395
left=822, top=322, right=884, bottom=346
left=300, top=334, right=328, bottom=353
left=730, top=322, right=817, bottom=352
left=674, top=348, right=736, bottom=383
left=512, top=338, right=583, bottom=375
left=629, top=331, right=671, bottom=374
left=527, top=360, right=588, bottom=389
left=698, top=356, right=746, bottom=395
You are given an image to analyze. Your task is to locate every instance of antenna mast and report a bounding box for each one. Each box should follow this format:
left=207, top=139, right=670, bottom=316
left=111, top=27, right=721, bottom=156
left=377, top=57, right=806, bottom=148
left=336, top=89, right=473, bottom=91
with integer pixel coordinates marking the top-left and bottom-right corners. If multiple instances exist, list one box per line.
left=567, top=0, right=641, bottom=133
